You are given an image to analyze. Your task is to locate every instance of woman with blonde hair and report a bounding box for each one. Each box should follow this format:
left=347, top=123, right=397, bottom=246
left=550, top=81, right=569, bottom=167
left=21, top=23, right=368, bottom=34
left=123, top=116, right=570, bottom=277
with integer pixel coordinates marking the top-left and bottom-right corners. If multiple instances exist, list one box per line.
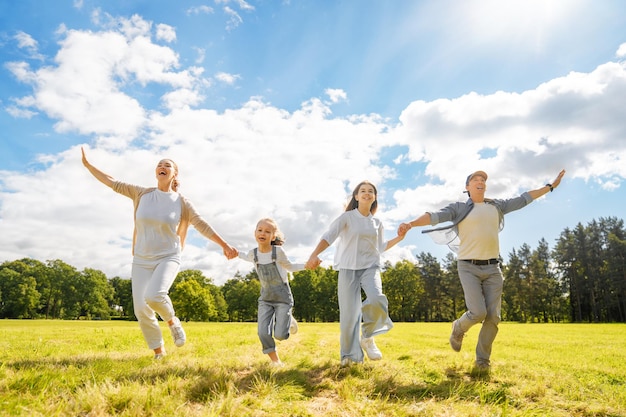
left=81, top=147, right=237, bottom=359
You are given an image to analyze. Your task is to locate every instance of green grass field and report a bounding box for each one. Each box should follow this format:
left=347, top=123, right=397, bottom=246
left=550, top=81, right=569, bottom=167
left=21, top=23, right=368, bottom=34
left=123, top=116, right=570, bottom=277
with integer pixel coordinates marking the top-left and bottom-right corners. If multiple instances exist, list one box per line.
left=0, top=320, right=624, bottom=416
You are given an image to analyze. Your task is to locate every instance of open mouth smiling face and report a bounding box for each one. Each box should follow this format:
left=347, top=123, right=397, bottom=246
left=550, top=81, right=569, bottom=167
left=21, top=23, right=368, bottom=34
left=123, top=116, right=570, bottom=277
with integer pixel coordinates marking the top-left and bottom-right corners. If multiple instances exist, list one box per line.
left=156, top=160, right=176, bottom=179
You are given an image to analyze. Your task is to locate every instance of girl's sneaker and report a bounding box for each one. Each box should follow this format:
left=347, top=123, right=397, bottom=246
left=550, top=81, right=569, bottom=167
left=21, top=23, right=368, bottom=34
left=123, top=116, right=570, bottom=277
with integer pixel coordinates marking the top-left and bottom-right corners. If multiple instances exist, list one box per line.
left=289, top=317, right=298, bottom=335
left=360, top=336, right=382, bottom=360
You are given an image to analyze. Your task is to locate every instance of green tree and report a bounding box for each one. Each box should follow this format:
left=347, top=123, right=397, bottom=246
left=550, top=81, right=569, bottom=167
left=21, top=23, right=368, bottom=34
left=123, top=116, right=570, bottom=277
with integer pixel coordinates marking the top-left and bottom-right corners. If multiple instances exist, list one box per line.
left=110, top=277, right=134, bottom=319
left=73, top=268, right=113, bottom=319
left=416, top=252, right=446, bottom=321
left=606, top=226, right=626, bottom=321
left=221, top=271, right=260, bottom=322
left=291, top=269, right=318, bottom=322
left=440, top=253, right=464, bottom=321
left=0, top=268, right=40, bottom=319
left=383, top=260, right=423, bottom=322
left=209, top=284, right=229, bottom=321
left=171, top=279, right=216, bottom=321
left=313, top=267, right=339, bottom=322
left=503, top=248, right=525, bottom=321
left=171, top=270, right=220, bottom=321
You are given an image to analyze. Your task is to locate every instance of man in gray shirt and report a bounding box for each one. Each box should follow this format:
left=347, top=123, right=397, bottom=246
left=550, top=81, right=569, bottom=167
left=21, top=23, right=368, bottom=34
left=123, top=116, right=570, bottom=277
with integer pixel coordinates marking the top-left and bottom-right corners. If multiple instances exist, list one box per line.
left=398, top=169, right=565, bottom=373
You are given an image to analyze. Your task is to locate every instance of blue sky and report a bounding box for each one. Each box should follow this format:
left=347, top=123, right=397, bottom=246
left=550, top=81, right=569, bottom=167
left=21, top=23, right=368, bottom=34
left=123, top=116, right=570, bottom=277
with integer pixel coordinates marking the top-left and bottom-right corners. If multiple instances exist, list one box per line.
left=1, top=0, right=625, bottom=283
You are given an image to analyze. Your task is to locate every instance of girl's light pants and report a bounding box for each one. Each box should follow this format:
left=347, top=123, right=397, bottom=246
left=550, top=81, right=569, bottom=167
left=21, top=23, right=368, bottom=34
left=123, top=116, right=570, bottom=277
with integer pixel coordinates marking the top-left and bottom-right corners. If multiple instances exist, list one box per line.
left=338, top=266, right=393, bottom=362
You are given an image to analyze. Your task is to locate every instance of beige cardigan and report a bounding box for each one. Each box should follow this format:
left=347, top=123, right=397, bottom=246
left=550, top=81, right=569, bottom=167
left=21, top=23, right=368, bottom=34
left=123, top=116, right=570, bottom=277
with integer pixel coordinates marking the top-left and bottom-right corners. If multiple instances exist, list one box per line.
left=112, top=181, right=216, bottom=254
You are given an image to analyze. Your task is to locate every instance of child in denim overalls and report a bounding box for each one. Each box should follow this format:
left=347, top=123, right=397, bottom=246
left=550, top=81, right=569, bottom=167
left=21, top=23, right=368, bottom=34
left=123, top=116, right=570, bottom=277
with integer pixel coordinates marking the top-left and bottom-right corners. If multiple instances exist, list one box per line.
left=239, top=218, right=305, bottom=366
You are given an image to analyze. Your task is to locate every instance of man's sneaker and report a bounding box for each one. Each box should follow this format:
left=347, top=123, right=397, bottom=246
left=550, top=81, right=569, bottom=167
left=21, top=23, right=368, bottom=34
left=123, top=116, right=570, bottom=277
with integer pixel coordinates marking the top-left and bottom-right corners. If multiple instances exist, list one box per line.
left=472, top=360, right=491, bottom=376
left=449, top=319, right=464, bottom=352
left=360, top=336, right=382, bottom=360
left=289, top=316, right=298, bottom=335
left=169, top=317, right=186, bottom=347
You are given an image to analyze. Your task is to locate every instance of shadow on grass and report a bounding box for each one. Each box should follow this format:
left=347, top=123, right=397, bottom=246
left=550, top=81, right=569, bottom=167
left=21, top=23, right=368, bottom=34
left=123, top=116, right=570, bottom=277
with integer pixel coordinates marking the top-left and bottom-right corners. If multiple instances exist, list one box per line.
left=5, top=353, right=512, bottom=408
left=184, top=360, right=513, bottom=408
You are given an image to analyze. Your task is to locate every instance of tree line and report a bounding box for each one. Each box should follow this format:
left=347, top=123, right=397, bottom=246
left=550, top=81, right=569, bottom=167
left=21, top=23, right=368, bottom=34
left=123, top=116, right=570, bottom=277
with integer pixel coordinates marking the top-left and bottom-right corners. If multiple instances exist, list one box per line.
left=1, top=217, right=624, bottom=323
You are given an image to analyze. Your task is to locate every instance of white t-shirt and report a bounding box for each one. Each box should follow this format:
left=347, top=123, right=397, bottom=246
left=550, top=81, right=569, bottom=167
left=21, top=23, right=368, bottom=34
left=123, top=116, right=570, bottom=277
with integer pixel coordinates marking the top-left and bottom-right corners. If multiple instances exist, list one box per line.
left=457, top=202, right=500, bottom=260
left=239, top=246, right=305, bottom=283
left=321, top=209, right=386, bottom=270
left=134, top=189, right=182, bottom=259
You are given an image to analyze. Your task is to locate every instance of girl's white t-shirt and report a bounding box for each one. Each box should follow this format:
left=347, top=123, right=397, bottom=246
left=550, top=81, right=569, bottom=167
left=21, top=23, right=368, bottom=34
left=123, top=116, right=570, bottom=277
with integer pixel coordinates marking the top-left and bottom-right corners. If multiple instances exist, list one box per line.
left=321, top=209, right=386, bottom=270
left=238, top=246, right=305, bottom=283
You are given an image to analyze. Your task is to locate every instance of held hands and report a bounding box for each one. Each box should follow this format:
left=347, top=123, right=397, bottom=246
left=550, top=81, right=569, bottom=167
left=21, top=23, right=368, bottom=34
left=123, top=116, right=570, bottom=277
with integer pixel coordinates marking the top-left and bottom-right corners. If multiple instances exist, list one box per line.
left=305, top=256, right=322, bottom=270
left=397, top=222, right=412, bottom=237
left=223, top=245, right=238, bottom=260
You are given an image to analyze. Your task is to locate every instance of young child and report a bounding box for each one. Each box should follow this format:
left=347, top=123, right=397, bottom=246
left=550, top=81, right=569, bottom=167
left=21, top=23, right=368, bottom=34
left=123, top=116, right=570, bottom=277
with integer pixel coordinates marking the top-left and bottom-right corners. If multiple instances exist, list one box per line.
left=305, top=180, right=405, bottom=367
left=239, top=218, right=305, bottom=366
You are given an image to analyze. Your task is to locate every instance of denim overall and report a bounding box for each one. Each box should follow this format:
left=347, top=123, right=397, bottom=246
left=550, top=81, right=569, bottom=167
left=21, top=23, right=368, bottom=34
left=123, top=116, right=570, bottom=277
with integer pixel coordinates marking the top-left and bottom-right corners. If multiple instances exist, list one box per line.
left=254, top=246, right=294, bottom=354
left=255, top=246, right=294, bottom=305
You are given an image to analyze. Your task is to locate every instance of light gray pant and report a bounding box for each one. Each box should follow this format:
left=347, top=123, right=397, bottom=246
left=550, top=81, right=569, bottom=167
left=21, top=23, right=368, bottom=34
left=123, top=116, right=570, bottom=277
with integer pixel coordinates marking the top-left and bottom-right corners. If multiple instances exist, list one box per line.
left=131, top=254, right=181, bottom=350
left=258, top=300, right=293, bottom=354
left=338, top=266, right=393, bottom=362
left=456, top=261, right=503, bottom=365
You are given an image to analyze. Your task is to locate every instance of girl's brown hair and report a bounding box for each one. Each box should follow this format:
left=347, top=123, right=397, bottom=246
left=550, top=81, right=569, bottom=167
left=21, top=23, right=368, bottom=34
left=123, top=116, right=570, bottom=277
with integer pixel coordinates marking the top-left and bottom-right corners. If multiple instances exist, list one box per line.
left=345, top=180, right=378, bottom=215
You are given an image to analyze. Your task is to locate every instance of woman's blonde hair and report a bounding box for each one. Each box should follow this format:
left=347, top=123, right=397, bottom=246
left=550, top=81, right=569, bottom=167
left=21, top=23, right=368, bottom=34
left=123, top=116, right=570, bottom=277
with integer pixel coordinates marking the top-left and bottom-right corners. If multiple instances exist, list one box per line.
left=257, top=218, right=285, bottom=246
left=161, top=158, right=179, bottom=192
left=345, top=180, right=378, bottom=215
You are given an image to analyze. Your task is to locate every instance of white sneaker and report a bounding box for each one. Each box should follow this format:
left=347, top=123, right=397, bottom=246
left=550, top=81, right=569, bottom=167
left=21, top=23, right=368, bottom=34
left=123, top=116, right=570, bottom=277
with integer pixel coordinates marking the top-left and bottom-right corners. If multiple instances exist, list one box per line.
left=169, top=317, right=186, bottom=347
left=154, top=347, right=167, bottom=360
left=449, top=319, right=464, bottom=352
left=289, top=316, right=298, bottom=335
left=360, top=336, right=382, bottom=360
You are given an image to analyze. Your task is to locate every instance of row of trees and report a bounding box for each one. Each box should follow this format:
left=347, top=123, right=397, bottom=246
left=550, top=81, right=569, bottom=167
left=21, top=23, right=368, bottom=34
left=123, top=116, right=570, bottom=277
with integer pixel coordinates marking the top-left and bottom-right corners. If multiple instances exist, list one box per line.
left=1, top=217, right=624, bottom=323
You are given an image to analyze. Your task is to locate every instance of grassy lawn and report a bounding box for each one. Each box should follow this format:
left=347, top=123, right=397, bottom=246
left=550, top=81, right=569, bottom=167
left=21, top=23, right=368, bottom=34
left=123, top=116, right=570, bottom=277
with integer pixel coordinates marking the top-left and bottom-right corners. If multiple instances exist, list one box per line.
left=0, top=320, right=624, bottom=416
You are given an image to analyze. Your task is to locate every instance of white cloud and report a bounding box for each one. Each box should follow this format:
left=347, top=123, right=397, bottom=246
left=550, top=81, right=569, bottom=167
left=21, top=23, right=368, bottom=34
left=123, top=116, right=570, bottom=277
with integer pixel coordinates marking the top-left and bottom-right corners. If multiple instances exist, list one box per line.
left=5, top=15, right=205, bottom=144
left=617, top=43, right=626, bottom=58
left=14, top=31, right=44, bottom=60
left=193, top=47, right=206, bottom=64
left=224, top=7, right=243, bottom=31
left=15, top=31, right=38, bottom=49
left=5, top=105, right=37, bottom=118
left=161, top=88, right=204, bottom=110
left=156, top=24, right=177, bottom=43
left=325, top=88, right=347, bottom=104
left=186, top=6, right=214, bottom=16
left=215, top=0, right=255, bottom=12
left=388, top=59, right=626, bottom=222
left=215, top=71, right=240, bottom=85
